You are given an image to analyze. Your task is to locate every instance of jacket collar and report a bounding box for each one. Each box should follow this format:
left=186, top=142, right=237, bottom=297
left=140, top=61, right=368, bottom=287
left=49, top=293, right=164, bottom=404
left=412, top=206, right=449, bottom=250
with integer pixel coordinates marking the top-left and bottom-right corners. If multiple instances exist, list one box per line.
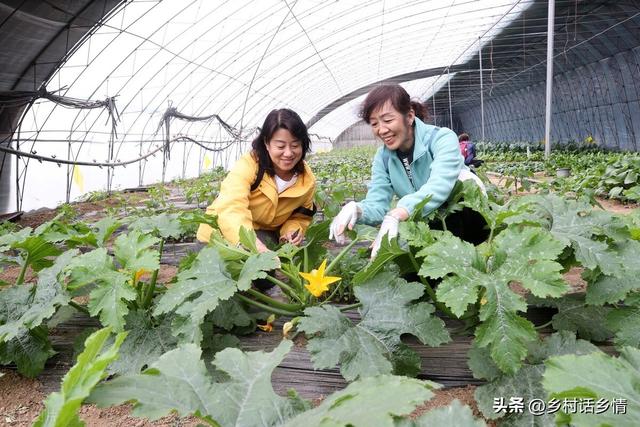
left=411, top=117, right=430, bottom=160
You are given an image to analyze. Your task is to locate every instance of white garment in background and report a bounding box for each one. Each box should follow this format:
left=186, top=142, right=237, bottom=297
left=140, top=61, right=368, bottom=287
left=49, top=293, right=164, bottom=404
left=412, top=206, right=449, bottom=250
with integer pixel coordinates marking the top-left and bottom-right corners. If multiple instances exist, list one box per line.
left=458, top=167, right=487, bottom=195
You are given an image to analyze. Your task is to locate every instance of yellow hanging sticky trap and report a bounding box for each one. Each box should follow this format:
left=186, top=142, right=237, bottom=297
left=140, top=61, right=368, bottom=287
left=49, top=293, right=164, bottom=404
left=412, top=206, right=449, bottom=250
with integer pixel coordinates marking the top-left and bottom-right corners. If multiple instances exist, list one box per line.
left=73, top=166, right=85, bottom=193
left=203, top=155, right=212, bottom=170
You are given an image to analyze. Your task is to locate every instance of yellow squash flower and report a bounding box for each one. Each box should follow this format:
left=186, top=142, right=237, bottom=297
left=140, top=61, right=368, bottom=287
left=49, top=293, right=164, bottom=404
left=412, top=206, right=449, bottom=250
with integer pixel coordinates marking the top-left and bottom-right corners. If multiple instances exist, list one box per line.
left=299, top=259, right=341, bottom=297
left=257, top=314, right=276, bottom=333
left=133, top=268, right=148, bottom=284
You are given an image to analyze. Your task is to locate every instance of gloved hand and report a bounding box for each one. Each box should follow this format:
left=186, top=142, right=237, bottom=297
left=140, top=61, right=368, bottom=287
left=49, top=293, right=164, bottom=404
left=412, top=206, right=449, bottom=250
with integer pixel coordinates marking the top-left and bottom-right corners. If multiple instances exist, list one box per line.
left=329, top=201, right=361, bottom=244
left=370, top=214, right=400, bottom=260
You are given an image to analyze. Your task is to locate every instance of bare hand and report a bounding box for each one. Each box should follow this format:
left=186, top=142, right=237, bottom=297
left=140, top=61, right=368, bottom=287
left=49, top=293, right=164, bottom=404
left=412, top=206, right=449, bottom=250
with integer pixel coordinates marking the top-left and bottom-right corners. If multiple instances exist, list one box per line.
left=280, top=229, right=303, bottom=246
left=256, top=238, right=269, bottom=253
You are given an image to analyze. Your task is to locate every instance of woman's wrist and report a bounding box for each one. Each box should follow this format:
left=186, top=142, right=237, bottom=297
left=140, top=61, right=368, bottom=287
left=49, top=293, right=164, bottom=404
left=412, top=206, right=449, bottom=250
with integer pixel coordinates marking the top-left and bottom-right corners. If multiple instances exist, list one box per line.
left=387, top=207, right=409, bottom=221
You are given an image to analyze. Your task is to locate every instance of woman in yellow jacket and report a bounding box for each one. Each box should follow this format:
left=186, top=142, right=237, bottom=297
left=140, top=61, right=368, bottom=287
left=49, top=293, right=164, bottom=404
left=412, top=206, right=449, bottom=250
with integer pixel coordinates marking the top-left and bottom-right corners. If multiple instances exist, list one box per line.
left=197, top=109, right=316, bottom=252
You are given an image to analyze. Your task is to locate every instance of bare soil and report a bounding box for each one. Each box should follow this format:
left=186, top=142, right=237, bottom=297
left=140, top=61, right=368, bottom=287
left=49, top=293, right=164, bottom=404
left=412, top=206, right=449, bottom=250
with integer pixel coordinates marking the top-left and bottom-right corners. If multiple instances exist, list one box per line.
left=13, top=191, right=149, bottom=229
left=0, top=266, right=36, bottom=285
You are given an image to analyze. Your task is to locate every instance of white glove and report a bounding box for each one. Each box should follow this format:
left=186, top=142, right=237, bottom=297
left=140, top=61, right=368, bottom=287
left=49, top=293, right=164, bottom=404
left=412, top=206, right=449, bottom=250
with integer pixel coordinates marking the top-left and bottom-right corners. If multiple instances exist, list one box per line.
left=370, top=215, right=399, bottom=260
left=458, top=168, right=487, bottom=195
left=329, top=201, right=361, bottom=244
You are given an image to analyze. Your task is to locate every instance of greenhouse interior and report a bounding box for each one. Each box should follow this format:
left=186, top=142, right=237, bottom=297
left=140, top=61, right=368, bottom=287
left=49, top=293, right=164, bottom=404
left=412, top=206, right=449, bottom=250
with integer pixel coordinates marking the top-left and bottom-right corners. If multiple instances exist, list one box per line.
left=1, top=0, right=639, bottom=425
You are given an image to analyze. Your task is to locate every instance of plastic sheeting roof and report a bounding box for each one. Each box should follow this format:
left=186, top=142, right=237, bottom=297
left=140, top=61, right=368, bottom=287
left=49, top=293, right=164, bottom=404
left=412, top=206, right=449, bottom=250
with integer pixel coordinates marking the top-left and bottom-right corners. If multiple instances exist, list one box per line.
left=24, top=0, right=532, bottom=141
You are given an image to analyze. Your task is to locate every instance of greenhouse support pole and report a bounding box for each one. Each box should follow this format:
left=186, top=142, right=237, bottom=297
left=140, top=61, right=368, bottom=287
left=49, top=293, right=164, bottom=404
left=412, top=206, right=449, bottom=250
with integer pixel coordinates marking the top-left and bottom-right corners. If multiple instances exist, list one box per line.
left=65, top=141, right=72, bottom=203
left=544, top=0, right=555, bottom=158
left=447, top=68, right=453, bottom=129
left=432, top=94, right=437, bottom=126
left=138, top=142, right=143, bottom=186
left=15, top=138, right=20, bottom=212
left=182, top=141, right=187, bottom=179
left=478, top=37, right=485, bottom=142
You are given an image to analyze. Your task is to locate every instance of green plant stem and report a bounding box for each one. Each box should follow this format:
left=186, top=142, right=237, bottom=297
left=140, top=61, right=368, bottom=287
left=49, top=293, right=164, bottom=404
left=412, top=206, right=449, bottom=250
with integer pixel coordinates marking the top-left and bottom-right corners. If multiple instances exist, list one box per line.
left=535, top=320, right=553, bottom=330
left=319, top=280, right=343, bottom=306
left=265, top=275, right=304, bottom=304
left=245, top=288, right=303, bottom=312
left=338, top=302, right=362, bottom=311
left=325, top=238, right=360, bottom=275
left=277, top=268, right=301, bottom=287
left=407, top=252, right=457, bottom=319
left=143, top=239, right=164, bottom=308
left=236, top=294, right=302, bottom=317
left=68, top=300, right=90, bottom=315
left=15, top=261, right=29, bottom=286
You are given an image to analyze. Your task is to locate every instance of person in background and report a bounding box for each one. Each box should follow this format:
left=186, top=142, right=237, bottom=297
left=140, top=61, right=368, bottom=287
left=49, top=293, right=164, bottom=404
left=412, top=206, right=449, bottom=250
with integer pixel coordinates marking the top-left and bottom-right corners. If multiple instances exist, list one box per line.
left=459, top=132, right=484, bottom=168
left=197, top=108, right=316, bottom=252
left=328, top=84, right=487, bottom=259
left=458, top=133, right=477, bottom=166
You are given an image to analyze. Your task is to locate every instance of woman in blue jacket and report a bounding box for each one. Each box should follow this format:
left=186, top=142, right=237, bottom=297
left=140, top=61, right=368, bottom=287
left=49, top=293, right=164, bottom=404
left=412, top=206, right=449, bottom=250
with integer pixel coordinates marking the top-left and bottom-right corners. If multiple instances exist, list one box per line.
left=329, top=84, right=486, bottom=258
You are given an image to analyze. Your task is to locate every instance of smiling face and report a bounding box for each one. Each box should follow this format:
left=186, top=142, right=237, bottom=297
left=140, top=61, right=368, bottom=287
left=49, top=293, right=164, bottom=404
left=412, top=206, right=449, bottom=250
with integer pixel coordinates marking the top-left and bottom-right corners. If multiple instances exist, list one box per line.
left=368, top=101, right=415, bottom=152
left=265, top=128, right=303, bottom=179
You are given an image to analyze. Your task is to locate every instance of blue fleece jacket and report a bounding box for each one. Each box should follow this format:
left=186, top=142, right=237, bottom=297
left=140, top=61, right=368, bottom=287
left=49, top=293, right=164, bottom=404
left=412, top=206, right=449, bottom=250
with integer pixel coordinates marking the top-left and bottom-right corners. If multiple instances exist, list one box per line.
left=357, top=118, right=463, bottom=225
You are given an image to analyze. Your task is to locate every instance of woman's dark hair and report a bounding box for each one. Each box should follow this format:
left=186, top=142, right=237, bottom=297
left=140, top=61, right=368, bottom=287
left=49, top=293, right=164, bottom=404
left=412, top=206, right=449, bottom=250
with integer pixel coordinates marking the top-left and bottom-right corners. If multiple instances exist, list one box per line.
left=251, top=108, right=311, bottom=176
left=410, top=100, right=428, bottom=121
left=458, top=133, right=470, bottom=142
left=360, top=84, right=429, bottom=123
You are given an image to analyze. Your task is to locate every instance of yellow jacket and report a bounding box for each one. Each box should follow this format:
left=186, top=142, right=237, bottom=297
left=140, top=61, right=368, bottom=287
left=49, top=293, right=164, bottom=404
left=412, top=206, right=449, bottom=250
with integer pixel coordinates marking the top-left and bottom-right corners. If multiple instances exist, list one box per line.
left=197, top=152, right=316, bottom=244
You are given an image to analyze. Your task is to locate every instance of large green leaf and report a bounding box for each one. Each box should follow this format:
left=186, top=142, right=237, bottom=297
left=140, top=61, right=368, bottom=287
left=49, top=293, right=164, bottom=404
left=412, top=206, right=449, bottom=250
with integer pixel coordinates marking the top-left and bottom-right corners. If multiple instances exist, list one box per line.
left=422, top=227, right=566, bottom=373
left=352, top=236, right=407, bottom=285
left=586, top=239, right=640, bottom=305
left=474, top=282, right=537, bottom=376
left=91, top=217, right=121, bottom=247
left=0, top=326, right=55, bottom=377
left=283, top=375, right=438, bottom=427
left=238, top=226, right=259, bottom=252
left=33, top=327, right=126, bottom=427
left=298, top=272, right=450, bottom=381
left=106, top=311, right=178, bottom=376
left=236, top=252, right=280, bottom=291
left=113, top=230, right=159, bottom=273
left=548, top=294, right=614, bottom=341
left=0, top=227, right=32, bottom=250
left=154, top=247, right=238, bottom=343
left=475, top=331, right=599, bottom=426
left=128, top=213, right=184, bottom=240
left=87, top=274, right=136, bottom=332
left=509, top=194, right=624, bottom=276
left=207, top=297, right=254, bottom=331
left=543, top=346, right=640, bottom=426
left=90, top=340, right=305, bottom=426
left=467, top=345, right=501, bottom=382
left=65, top=248, right=115, bottom=290
left=0, top=250, right=75, bottom=341
left=13, top=235, right=62, bottom=272
left=607, top=306, right=640, bottom=348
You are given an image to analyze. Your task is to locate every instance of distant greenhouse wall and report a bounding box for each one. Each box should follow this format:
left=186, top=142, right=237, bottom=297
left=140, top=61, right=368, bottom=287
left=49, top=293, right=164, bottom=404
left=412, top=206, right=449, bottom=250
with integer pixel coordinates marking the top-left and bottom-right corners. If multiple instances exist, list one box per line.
left=456, top=46, right=640, bottom=151
left=333, top=121, right=377, bottom=149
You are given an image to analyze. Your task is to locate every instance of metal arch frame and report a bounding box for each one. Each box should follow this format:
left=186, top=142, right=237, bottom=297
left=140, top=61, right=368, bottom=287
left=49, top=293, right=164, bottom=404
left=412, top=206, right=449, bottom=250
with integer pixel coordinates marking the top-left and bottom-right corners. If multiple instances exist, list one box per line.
left=20, top=0, right=533, bottom=149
